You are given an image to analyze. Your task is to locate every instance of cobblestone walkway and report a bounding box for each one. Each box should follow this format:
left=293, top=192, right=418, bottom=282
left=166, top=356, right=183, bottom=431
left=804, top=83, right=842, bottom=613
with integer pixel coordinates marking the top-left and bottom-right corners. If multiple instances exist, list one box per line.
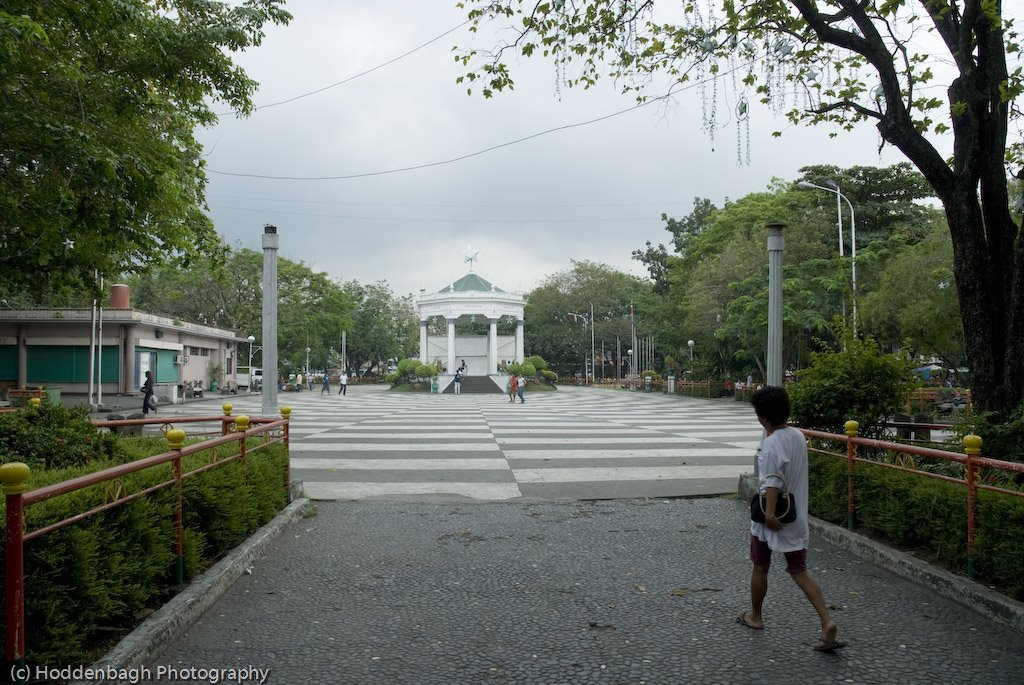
left=150, top=498, right=1024, bottom=684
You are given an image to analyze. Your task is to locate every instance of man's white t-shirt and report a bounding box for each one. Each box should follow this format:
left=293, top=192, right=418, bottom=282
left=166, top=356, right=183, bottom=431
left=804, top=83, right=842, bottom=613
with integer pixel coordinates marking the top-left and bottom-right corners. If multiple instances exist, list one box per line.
left=750, top=425, right=810, bottom=553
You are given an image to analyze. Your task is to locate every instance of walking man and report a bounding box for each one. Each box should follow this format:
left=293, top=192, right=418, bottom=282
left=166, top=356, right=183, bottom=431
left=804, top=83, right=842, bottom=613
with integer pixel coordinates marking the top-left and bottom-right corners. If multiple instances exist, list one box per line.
left=338, top=371, right=348, bottom=396
left=516, top=373, right=526, bottom=403
left=508, top=373, right=518, bottom=403
left=321, top=373, right=330, bottom=395
left=737, top=385, right=846, bottom=652
left=454, top=369, right=463, bottom=394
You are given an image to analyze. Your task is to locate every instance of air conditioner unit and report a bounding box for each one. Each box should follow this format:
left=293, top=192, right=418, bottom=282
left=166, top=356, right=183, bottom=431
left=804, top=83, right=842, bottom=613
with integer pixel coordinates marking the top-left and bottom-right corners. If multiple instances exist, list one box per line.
left=172, top=354, right=188, bottom=365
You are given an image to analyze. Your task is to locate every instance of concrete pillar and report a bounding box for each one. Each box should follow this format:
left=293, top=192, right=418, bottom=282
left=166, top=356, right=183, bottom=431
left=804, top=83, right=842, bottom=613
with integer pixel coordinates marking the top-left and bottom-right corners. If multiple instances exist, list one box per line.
left=446, top=318, right=456, bottom=374
left=419, top=320, right=428, bottom=364
left=262, top=225, right=280, bottom=417
left=766, top=222, right=786, bottom=387
left=124, top=324, right=137, bottom=394
left=515, top=319, right=525, bottom=363
left=488, top=318, right=498, bottom=375
left=16, top=324, right=26, bottom=387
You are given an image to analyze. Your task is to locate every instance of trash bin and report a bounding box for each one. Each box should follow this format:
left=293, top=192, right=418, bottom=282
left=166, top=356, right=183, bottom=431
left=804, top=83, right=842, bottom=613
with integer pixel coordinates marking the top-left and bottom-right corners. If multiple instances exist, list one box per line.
left=431, top=380, right=439, bottom=394
left=644, top=376, right=652, bottom=393
left=45, top=386, right=61, bottom=406
left=667, top=373, right=675, bottom=394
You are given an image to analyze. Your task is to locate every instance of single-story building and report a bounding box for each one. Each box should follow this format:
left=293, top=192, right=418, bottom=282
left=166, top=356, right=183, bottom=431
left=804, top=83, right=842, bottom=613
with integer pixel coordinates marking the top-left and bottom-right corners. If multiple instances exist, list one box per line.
left=0, top=284, right=245, bottom=405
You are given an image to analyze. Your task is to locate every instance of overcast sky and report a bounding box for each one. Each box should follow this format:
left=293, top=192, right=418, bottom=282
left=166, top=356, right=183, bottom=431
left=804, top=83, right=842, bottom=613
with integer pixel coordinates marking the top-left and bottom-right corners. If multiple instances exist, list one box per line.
left=197, top=0, right=911, bottom=298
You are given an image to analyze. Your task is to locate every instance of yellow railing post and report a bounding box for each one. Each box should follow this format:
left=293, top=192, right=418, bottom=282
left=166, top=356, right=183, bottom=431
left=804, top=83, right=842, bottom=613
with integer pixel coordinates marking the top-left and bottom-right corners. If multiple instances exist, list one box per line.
left=963, top=434, right=983, bottom=579
left=281, top=407, right=292, bottom=499
left=166, top=429, right=186, bottom=584
left=236, top=416, right=250, bottom=485
left=844, top=420, right=859, bottom=530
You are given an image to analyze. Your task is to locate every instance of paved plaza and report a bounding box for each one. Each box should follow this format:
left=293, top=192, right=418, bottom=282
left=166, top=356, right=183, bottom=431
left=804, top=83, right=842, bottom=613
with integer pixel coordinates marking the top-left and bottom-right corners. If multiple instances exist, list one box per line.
left=134, top=386, right=1024, bottom=684
left=173, top=384, right=764, bottom=501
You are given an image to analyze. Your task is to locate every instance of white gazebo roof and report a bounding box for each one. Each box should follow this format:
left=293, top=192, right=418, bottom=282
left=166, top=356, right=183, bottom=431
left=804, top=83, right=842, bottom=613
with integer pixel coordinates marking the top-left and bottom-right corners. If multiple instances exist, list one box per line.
left=416, top=273, right=524, bottom=320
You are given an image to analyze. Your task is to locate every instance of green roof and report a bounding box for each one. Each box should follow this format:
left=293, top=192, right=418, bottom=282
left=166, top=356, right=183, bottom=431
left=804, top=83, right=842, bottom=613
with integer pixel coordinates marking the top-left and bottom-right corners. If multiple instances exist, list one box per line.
left=438, top=274, right=504, bottom=293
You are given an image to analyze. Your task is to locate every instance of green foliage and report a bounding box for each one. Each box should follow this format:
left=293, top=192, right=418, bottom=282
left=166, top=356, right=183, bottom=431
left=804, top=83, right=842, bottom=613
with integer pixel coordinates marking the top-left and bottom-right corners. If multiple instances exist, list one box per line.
left=508, top=363, right=523, bottom=376
left=640, top=369, right=661, bottom=381
left=524, top=355, right=548, bottom=372
left=130, top=248, right=354, bottom=374
left=789, top=330, right=917, bottom=436
left=808, top=453, right=1024, bottom=599
left=522, top=363, right=537, bottom=377
left=0, top=438, right=288, bottom=663
left=0, top=404, right=121, bottom=469
left=0, top=1, right=291, bottom=297
left=396, top=358, right=419, bottom=377
left=524, top=261, right=650, bottom=375
left=457, top=0, right=1024, bottom=415
left=384, top=371, right=401, bottom=384
left=542, top=369, right=558, bottom=382
left=415, top=363, right=438, bottom=379
left=952, top=402, right=1024, bottom=464
left=342, top=281, right=419, bottom=377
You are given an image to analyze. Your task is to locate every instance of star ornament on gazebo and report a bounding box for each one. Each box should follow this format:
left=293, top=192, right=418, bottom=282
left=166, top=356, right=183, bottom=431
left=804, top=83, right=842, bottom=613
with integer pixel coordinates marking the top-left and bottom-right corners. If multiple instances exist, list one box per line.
left=463, top=244, right=480, bottom=271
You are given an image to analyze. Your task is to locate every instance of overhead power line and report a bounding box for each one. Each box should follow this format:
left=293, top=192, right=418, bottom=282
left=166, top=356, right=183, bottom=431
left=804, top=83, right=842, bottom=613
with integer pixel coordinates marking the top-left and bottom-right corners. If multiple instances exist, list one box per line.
left=207, top=204, right=660, bottom=223
left=215, top=20, right=471, bottom=117
left=207, top=61, right=753, bottom=182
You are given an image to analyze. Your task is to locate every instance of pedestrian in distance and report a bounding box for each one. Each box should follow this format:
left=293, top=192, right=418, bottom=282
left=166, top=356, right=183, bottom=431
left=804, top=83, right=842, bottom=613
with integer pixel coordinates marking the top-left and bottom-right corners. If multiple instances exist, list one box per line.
left=508, top=373, right=518, bottom=403
left=321, top=373, right=330, bottom=395
left=458, top=359, right=467, bottom=375
left=517, top=373, right=526, bottom=403
left=454, top=369, right=463, bottom=394
left=338, top=372, right=348, bottom=396
left=736, top=385, right=846, bottom=653
left=142, top=370, right=157, bottom=414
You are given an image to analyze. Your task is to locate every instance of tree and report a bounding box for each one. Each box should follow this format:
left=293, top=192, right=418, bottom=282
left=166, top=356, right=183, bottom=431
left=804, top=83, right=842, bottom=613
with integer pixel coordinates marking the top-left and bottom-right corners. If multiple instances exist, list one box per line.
left=342, top=281, right=419, bottom=376
left=128, top=248, right=354, bottom=374
left=0, top=1, right=290, bottom=297
left=524, top=261, right=650, bottom=375
left=860, top=220, right=963, bottom=367
left=456, top=1, right=1023, bottom=414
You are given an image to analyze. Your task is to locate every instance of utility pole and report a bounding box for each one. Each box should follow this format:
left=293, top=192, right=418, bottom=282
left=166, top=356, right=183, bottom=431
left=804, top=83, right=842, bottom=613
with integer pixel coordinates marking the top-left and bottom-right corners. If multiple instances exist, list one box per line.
left=262, top=225, right=280, bottom=417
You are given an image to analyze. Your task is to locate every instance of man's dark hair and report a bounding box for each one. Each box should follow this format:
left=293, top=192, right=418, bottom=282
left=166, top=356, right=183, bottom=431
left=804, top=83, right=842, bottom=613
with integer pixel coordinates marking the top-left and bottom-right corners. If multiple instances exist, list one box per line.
left=751, top=385, right=790, bottom=426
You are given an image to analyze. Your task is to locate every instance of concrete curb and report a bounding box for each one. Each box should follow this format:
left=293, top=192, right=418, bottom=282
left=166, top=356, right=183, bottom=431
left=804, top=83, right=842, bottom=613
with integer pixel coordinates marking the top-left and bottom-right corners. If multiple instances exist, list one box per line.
left=75, top=496, right=315, bottom=683
left=737, top=473, right=1024, bottom=634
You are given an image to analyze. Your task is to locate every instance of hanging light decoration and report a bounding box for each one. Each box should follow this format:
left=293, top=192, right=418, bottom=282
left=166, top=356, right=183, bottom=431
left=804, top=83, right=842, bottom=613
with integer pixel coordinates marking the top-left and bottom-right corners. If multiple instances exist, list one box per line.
left=773, top=38, right=794, bottom=57
left=736, top=97, right=749, bottom=119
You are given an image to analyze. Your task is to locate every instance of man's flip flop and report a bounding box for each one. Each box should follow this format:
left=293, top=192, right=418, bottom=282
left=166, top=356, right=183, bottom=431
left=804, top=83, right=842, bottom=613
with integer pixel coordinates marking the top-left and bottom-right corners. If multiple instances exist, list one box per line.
left=813, top=636, right=848, bottom=652
left=735, top=611, right=764, bottom=630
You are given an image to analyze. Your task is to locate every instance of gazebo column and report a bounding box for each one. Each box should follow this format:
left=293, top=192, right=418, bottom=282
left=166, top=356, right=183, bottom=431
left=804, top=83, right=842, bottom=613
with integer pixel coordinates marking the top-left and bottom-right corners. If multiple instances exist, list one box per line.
left=515, top=318, right=525, bottom=363
left=419, top=319, right=428, bottom=364
left=488, top=318, right=498, bottom=375
left=446, top=318, right=456, bottom=374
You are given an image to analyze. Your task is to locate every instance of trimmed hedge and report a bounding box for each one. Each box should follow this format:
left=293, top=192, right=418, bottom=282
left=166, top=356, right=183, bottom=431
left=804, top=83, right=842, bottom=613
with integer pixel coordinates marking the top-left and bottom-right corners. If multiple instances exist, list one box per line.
left=808, top=451, right=1024, bottom=599
left=0, top=439, right=288, bottom=663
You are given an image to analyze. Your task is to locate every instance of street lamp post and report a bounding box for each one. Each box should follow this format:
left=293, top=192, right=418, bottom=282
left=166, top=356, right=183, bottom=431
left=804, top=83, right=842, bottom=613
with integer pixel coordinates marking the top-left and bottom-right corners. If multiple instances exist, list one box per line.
left=687, top=339, right=695, bottom=362
left=568, top=306, right=596, bottom=384
left=246, top=334, right=261, bottom=393
left=797, top=180, right=858, bottom=336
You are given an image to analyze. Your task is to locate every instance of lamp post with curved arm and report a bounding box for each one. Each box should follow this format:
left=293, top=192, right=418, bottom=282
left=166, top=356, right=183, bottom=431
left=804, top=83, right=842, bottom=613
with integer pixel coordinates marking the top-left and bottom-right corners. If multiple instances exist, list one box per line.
left=797, top=180, right=858, bottom=336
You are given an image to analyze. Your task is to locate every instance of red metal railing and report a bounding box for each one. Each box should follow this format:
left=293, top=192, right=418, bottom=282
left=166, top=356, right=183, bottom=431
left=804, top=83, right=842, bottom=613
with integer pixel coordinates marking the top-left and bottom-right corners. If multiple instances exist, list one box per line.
left=0, top=405, right=292, bottom=679
left=800, top=421, right=1024, bottom=579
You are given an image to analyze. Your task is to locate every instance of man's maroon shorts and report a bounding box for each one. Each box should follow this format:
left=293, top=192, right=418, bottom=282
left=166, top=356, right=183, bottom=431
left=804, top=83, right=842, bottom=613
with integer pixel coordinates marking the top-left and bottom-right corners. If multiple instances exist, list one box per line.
left=749, top=535, right=807, bottom=574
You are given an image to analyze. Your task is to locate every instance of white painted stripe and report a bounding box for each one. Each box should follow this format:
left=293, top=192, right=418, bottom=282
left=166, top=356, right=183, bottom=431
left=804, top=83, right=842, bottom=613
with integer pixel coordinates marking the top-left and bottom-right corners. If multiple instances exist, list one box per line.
left=512, top=465, right=748, bottom=483
left=504, top=448, right=754, bottom=459
left=302, top=481, right=523, bottom=500
left=296, top=442, right=500, bottom=451
left=490, top=428, right=646, bottom=435
left=307, top=432, right=493, bottom=439
left=291, top=458, right=508, bottom=470
left=496, top=436, right=715, bottom=445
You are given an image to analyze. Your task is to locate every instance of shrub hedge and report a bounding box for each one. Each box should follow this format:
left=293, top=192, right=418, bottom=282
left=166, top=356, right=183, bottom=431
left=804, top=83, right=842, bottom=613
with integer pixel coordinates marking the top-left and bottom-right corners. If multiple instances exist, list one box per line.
left=0, top=436, right=288, bottom=664
left=808, top=451, right=1024, bottom=599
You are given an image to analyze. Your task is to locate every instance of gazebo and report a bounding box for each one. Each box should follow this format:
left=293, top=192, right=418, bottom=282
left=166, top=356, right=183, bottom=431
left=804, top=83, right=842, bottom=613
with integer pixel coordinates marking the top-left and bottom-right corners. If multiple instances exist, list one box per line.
left=415, top=268, right=525, bottom=384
